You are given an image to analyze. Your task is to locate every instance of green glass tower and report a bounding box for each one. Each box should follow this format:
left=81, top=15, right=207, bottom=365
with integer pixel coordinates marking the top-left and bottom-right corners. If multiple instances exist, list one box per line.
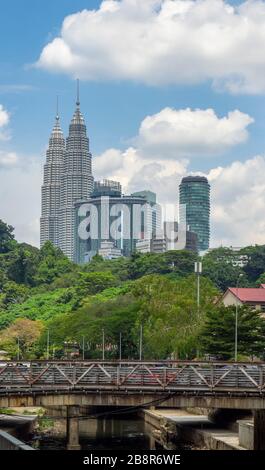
left=179, top=176, right=210, bottom=252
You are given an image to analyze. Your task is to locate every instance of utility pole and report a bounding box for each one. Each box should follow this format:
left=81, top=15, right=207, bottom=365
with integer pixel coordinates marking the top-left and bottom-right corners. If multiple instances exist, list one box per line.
left=46, top=329, right=50, bottom=360
left=17, top=337, right=20, bottom=361
left=235, top=273, right=244, bottom=361
left=82, top=336, right=85, bottom=361
left=102, top=329, right=105, bottom=361
left=139, top=324, right=143, bottom=361
left=194, top=261, right=202, bottom=310
left=119, top=332, right=122, bottom=362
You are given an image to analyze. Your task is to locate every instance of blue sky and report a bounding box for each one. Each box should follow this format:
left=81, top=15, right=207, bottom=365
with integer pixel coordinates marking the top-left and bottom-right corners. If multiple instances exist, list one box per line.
left=0, top=0, right=263, bottom=163
left=1, top=0, right=265, bottom=247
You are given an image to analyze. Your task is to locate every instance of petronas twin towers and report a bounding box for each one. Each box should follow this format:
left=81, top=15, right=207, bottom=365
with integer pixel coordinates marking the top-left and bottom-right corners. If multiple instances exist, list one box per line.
left=40, top=84, right=94, bottom=260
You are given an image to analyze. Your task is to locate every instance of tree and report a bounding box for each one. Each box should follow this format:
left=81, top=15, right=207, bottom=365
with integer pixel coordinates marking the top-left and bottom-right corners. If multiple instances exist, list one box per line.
left=203, top=248, right=247, bottom=291
left=0, top=287, right=79, bottom=330
left=75, top=271, right=118, bottom=297
left=242, top=245, right=265, bottom=283
left=0, top=220, right=15, bottom=254
left=0, top=281, right=29, bottom=309
left=200, top=305, right=265, bottom=360
left=0, top=318, right=44, bottom=359
left=257, top=272, right=265, bottom=286
left=5, top=245, right=39, bottom=285
left=131, top=274, right=219, bottom=359
left=33, top=241, right=73, bottom=285
left=83, top=255, right=130, bottom=281
left=128, top=250, right=197, bottom=280
left=38, top=297, right=140, bottom=359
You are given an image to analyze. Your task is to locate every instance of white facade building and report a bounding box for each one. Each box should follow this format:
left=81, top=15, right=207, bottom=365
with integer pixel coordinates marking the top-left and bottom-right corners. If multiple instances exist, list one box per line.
left=98, top=241, right=122, bottom=260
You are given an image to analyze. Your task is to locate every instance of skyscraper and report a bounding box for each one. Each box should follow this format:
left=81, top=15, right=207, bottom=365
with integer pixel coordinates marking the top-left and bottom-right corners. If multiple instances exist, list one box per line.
left=179, top=176, right=210, bottom=252
left=74, top=183, right=159, bottom=263
left=40, top=107, right=65, bottom=248
left=59, top=83, right=94, bottom=260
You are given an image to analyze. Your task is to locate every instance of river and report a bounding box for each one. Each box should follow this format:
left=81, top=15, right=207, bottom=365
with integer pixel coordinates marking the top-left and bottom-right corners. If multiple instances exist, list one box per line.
left=25, top=414, right=190, bottom=451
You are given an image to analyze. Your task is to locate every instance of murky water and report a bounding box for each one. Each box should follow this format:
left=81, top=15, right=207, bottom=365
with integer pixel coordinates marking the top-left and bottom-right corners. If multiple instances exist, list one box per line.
left=26, top=414, right=191, bottom=451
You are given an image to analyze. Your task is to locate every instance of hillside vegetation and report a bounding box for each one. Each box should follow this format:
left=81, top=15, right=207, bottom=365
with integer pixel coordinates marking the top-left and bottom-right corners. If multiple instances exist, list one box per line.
left=1, top=219, right=265, bottom=360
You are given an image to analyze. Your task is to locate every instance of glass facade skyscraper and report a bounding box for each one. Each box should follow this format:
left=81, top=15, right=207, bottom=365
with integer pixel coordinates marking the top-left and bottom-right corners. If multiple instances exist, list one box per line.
left=179, top=176, right=210, bottom=252
left=74, top=182, right=159, bottom=264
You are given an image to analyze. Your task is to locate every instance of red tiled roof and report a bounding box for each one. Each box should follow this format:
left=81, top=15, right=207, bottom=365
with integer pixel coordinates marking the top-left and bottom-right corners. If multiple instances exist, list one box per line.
left=260, top=284, right=265, bottom=289
left=229, top=287, right=265, bottom=303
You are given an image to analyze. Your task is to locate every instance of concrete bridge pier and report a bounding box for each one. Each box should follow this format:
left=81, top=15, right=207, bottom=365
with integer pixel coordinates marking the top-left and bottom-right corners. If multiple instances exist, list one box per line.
left=66, top=405, right=81, bottom=451
left=254, top=410, right=265, bottom=450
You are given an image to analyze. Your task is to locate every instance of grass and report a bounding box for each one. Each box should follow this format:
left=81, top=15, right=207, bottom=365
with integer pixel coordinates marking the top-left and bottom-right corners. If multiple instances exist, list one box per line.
left=0, top=408, right=16, bottom=415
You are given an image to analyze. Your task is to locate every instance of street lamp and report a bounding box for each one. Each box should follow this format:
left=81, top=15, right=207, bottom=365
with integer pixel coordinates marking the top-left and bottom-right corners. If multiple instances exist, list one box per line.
left=139, top=324, right=143, bottom=361
left=17, top=337, right=20, bottom=361
left=194, top=261, right=202, bottom=309
left=82, top=336, right=85, bottom=361
left=119, top=332, right=122, bottom=362
left=102, top=329, right=105, bottom=361
left=46, top=329, right=50, bottom=360
left=235, top=273, right=244, bottom=362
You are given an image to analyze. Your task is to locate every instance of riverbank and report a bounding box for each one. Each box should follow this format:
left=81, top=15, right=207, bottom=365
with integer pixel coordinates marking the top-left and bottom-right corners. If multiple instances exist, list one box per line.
left=143, top=409, right=251, bottom=450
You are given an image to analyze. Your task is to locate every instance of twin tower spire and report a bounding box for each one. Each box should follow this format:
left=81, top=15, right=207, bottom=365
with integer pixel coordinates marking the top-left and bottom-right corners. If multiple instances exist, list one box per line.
left=40, top=81, right=94, bottom=260
left=54, top=79, right=79, bottom=122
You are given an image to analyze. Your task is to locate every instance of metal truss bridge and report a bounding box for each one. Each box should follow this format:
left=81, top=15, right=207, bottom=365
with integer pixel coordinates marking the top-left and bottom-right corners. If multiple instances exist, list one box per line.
left=0, top=360, right=265, bottom=397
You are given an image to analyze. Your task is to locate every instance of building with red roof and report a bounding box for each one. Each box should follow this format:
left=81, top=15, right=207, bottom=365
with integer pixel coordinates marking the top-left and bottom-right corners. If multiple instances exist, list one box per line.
left=222, top=286, right=265, bottom=313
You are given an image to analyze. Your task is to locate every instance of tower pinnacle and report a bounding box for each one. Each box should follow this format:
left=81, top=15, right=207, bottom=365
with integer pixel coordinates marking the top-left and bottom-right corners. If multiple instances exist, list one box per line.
left=56, top=95, right=59, bottom=121
left=76, top=78, right=80, bottom=107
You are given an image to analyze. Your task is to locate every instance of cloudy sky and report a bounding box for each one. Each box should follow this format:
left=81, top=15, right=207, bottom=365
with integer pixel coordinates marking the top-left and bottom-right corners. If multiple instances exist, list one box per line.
left=1, top=0, right=265, bottom=247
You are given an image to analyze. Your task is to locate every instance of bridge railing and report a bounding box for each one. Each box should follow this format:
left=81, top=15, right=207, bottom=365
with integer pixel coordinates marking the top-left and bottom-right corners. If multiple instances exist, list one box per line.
left=0, top=361, right=264, bottom=395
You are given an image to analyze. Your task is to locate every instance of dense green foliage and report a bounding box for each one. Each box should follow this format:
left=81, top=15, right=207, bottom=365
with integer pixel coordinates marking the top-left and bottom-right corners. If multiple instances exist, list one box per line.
left=1, top=218, right=265, bottom=361
left=0, top=220, right=16, bottom=254
left=200, top=305, right=265, bottom=360
left=0, top=288, right=78, bottom=329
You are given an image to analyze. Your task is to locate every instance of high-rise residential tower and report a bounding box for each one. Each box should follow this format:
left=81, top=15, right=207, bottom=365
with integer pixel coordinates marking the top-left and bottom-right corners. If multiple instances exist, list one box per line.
left=179, top=176, right=210, bottom=252
left=59, top=83, right=94, bottom=260
left=40, top=107, right=65, bottom=248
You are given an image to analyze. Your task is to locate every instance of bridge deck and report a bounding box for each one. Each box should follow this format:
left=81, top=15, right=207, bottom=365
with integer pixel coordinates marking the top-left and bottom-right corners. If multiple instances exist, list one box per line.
left=0, top=361, right=265, bottom=397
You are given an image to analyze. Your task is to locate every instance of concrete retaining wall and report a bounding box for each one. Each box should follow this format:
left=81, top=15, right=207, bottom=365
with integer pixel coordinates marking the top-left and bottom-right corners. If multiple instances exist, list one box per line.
left=0, top=430, right=34, bottom=450
left=238, top=421, right=254, bottom=450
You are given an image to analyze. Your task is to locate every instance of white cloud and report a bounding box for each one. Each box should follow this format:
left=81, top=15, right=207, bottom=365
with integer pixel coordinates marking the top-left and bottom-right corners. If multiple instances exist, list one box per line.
left=0, top=104, right=39, bottom=246
left=0, top=158, right=42, bottom=247
left=94, top=106, right=252, bottom=197
left=137, top=107, right=253, bottom=158
left=0, top=152, right=19, bottom=169
left=0, top=84, right=36, bottom=94
left=0, top=104, right=18, bottom=167
left=0, top=104, right=10, bottom=141
left=208, top=156, right=265, bottom=247
left=95, top=145, right=187, bottom=202
left=0, top=104, right=9, bottom=128
left=37, top=0, right=265, bottom=94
